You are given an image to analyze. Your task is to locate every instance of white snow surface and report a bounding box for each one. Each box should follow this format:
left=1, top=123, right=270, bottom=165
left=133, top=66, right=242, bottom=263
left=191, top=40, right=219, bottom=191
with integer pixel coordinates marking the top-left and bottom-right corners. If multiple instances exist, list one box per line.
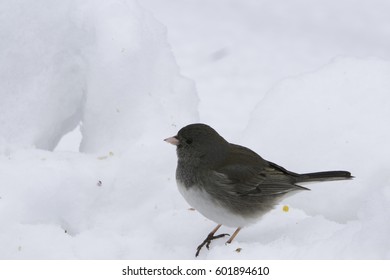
left=1, top=0, right=390, bottom=259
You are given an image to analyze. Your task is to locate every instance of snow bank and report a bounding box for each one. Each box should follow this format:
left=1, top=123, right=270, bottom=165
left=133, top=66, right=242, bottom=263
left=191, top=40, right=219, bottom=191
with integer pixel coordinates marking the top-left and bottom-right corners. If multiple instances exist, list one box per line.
left=79, top=0, right=198, bottom=154
left=0, top=0, right=86, bottom=151
left=0, top=0, right=197, bottom=153
left=1, top=0, right=389, bottom=260
left=239, top=57, right=390, bottom=258
left=0, top=0, right=198, bottom=259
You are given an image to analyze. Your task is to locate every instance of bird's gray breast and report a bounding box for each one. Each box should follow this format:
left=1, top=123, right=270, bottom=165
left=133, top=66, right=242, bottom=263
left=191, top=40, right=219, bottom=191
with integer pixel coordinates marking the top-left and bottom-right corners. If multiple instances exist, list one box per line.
left=176, top=160, right=203, bottom=190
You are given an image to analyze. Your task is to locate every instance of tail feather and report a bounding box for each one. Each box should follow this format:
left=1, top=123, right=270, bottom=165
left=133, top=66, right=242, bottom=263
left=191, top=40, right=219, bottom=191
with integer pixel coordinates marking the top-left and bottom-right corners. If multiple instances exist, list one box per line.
left=296, top=171, right=353, bottom=183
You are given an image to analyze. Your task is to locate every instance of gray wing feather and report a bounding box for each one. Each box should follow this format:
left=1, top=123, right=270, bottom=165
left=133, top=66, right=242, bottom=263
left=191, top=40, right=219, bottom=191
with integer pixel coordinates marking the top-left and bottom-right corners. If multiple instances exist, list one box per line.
left=210, top=144, right=309, bottom=197
left=211, top=168, right=309, bottom=197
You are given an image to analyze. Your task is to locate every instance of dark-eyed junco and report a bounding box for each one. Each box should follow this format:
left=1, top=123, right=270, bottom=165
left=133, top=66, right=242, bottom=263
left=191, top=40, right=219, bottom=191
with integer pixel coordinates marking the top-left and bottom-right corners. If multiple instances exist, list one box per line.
left=165, top=123, right=352, bottom=257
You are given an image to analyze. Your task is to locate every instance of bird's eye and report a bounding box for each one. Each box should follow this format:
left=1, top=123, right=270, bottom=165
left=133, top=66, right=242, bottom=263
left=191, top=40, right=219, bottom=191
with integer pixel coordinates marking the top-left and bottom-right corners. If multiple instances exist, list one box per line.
left=186, top=138, right=193, bottom=145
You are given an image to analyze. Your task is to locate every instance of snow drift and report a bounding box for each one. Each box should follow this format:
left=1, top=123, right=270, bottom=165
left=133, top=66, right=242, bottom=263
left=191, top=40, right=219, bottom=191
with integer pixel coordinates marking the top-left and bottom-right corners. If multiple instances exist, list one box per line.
left=0, top=0, right=389, bottom=260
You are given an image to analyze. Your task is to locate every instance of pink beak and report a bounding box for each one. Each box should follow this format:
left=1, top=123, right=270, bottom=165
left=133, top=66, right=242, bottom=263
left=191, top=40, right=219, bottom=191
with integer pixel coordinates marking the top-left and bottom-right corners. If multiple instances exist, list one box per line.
left=164, top=136, right=180, bottom=146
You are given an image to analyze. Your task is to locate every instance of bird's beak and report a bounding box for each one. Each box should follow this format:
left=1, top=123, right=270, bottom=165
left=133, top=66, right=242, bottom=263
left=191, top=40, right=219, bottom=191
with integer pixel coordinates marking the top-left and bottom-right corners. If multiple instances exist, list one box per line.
left=164, top=136, right=180, bottom=146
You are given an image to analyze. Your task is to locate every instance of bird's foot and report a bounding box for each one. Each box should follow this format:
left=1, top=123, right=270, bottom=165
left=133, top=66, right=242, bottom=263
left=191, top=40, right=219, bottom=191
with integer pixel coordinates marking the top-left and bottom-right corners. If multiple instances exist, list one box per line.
left=195, top=232, right=230, bottom=257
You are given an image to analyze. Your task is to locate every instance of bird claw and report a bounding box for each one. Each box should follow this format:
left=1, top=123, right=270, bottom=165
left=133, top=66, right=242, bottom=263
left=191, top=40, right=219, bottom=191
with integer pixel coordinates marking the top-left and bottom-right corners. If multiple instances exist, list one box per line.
left=195, top=233, right=230, bottom=257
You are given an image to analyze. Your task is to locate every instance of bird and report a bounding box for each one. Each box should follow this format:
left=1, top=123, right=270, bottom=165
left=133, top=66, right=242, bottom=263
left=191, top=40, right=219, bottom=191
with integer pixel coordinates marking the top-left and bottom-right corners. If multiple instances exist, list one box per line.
left=164, top=123, right=352, bottom=257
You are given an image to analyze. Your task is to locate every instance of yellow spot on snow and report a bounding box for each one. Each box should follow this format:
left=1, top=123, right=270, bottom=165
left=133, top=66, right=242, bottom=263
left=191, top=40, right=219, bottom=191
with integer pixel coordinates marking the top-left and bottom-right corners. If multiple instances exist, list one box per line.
left=282, top=205, right=289, bottom=212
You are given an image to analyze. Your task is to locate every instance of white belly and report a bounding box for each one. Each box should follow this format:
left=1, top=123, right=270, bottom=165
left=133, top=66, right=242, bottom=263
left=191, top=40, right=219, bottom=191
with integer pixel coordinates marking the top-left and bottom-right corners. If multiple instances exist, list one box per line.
left=177, top=181, right=258, bottom=228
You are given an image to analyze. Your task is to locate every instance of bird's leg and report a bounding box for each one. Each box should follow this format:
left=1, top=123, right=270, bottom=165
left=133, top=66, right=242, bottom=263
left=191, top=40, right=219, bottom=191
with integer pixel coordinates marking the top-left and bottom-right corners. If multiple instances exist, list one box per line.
left=225, top=227, right=242, bottom=244
left=195, top=224, right=230, bottom=257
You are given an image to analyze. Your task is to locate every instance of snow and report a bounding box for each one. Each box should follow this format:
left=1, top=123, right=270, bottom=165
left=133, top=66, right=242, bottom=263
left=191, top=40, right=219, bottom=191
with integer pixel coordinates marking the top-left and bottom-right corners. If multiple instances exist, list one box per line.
left=0, top=0, right=86, bottom=151
left=244, top=57, right=390, bottom=223
left=79, top=0, right=198, bottom=153
left=1, top=0, right=389, bottom=259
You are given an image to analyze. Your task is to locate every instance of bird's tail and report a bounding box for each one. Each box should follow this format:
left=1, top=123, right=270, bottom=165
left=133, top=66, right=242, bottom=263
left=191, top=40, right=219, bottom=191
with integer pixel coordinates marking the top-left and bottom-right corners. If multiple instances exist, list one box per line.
left=296, top=171, right=353, bottom=183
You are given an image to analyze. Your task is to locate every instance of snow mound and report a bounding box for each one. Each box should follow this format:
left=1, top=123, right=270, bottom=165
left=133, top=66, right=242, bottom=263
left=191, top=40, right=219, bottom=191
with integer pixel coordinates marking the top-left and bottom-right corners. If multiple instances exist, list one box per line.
left=0, top=0, right=86, bottom=151
left=241, top=57, right=390, bottom=257
left=1, top=0, right=389, bottom=260
left=0, top=0, right=198, bottom=259
left=0, top=0, right=197, bottom=154
left=79, top=0, right=198, bottom=153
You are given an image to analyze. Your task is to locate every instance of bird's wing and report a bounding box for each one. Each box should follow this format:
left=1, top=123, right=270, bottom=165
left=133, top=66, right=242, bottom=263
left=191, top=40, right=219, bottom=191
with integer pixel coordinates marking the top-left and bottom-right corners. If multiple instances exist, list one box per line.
left=211, top=167, right=308, bottom=197
left=211, top=144, right=309, bottom=196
